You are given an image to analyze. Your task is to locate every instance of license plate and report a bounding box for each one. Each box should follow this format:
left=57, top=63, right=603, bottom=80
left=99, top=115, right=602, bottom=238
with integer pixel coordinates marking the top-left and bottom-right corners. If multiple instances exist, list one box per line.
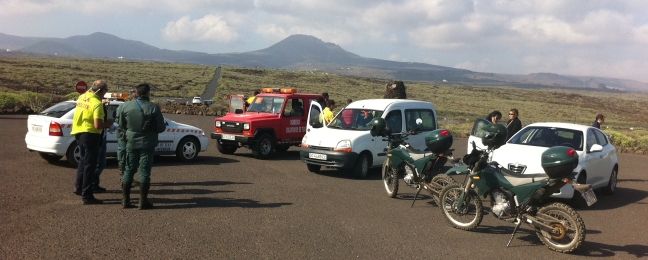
left=308, top=153, right=327, bottom=160
left=222, top=134, right=235, bottom=141
left=579, top=188, right=598, bottom=206
left=32, top=125, right=42, bottom=132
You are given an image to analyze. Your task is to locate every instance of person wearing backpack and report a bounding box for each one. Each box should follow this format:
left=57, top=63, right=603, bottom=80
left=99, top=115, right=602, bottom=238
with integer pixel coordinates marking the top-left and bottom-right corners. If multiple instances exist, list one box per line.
left=117, top=83, right=166, bottom=209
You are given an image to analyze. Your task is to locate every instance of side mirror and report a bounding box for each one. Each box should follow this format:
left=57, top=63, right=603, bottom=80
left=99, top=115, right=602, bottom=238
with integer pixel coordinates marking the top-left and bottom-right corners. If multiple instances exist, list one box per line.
left=370, top=118, right=387, bottom=137
left=589, top=144, right=603, bottom=153
left=235, top=109, right=244, bottom=114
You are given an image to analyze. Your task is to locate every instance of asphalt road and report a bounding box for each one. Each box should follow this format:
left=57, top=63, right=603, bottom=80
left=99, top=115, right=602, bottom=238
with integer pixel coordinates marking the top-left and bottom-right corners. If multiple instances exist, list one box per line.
left=1, top=114, right=647, bottom=259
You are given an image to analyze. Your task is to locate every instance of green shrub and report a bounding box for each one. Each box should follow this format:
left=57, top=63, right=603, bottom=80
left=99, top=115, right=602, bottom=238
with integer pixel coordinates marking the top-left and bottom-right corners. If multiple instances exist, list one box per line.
left=0, top=92, right=21, bottom=109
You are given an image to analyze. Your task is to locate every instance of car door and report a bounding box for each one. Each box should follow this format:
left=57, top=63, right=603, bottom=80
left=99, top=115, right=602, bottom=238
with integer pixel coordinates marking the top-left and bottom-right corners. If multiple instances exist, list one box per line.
left=155, top=119, right=174, bottom=153
left=583, top=128, right=606, bottom=186
left=306, top=100, right=324, bottom=132
left=281, top=98, right=306, bottom=142
left=591, top=129, right=614, bottom=187
left=467, top=119, right=491, bottom=154
left=405, top=108, right=437, bottom=151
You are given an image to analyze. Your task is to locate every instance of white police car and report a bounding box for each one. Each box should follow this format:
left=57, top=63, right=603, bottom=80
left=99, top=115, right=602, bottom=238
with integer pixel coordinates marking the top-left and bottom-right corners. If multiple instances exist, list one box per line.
left=25, top=100, right=209, bottom=166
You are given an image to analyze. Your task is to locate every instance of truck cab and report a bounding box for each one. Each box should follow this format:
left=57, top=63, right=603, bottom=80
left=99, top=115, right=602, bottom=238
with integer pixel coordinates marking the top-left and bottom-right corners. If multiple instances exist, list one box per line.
left=212, top=88, right=321, bottom=159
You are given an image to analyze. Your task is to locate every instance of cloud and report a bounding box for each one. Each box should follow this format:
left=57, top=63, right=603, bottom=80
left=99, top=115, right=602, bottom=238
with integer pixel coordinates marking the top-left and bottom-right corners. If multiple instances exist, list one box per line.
left=511, top=16, right=595, bottom=44
left=162, top=15, right=238, bottom=43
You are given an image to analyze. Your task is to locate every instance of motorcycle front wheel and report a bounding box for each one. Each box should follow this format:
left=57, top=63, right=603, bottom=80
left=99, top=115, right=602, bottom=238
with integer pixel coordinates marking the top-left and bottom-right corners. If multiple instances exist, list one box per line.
left=535, top=202, right=586, bottom=253
left=440, top=183, right=483, bottom=231
left=382, top=160, right=399, bottom=198
left=428, top=174, right=456, bottom=206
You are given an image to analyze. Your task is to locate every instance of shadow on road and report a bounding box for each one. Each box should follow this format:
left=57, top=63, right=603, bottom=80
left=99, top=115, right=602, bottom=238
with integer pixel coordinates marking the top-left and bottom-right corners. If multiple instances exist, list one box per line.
left=575, top=241, right=648, bottom=257
left=311, top=168, right=382, bottom=180
left=149, top=188, right=234, bottom=196
left=152, top=180, right=251, bottom=187
left=234, top=150, right=301, bottom=161
left=581, top=187, right=648, bottom=211
left=48, top=155, right=238, bottom=169
left=152, top=197, right=292, bottom=209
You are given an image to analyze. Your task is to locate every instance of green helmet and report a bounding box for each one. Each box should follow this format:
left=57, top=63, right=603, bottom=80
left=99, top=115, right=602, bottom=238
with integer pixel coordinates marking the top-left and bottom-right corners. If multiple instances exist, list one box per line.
left=481, top=123, right=507, bottom=149
left=370, top=118, right=387, bottom=137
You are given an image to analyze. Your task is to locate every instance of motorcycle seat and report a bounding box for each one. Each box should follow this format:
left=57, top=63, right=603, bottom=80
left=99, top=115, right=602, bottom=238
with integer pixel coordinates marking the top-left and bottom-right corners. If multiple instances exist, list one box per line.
left=404, top=145, right=430, bottom=161
left=499, top=167, right=548, bottom=186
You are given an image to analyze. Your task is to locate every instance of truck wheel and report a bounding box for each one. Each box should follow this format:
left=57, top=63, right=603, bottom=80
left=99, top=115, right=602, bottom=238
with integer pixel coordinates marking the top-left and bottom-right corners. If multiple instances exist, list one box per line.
left=66, top=141, right=81, bottom=167
left=176, top=137, right=200, bottom=161
left=307, top=164, right=321, bottom=173
left=216, top=142, right=237, bottom=155
left=39, top=152, right=62, bottom=163
left=253, top=134, right=275, bottom=159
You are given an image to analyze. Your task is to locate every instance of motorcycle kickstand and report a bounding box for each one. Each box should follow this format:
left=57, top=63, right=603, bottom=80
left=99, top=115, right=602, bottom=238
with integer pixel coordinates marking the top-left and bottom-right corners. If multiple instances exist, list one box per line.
left=506, top=218, right=523, bottom=247
left=411, top=186, right=423, bottom=208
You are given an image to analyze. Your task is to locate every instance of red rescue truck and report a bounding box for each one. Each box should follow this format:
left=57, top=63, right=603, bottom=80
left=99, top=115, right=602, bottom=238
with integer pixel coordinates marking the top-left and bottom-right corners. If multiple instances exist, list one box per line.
left=212, top=88, right=322, bottom=159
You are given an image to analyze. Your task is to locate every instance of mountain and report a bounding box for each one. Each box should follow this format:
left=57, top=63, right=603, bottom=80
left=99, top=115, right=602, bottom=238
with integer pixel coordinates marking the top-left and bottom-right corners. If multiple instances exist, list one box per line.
left=2, top=32, right=647, bottom=92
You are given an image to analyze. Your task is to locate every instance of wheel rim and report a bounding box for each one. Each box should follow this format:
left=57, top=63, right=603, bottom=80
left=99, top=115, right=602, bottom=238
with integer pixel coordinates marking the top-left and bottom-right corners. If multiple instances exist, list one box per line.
left=610, top=169, right=617, bottom=192
left=539, top=210, right=579, bottom=248
left=260, top=138, right=272, bottom=155
left=73, top=145, right=82, bottom=165
left=182, top=141, right=197, bottom=159
left=442, top=187, right=480, bottom=227
left=383, top=166, right=397, bottom=193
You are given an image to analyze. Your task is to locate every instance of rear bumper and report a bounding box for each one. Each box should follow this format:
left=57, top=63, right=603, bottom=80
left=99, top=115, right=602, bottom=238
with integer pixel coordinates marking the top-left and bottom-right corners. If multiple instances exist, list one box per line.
left=24, top=134, right=71, bottom=156
left=300, top=148, right=359, bottom=170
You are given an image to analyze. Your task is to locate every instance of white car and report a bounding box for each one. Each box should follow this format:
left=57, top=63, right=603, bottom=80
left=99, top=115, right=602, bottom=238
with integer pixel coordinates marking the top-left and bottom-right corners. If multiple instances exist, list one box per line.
left=300, top=99, right=438, bottom=178
left=25, top=100, right=209, bottom=166
left=468, top=120, right=619, bottom=199
left=192, top=97, right=202, bottom=104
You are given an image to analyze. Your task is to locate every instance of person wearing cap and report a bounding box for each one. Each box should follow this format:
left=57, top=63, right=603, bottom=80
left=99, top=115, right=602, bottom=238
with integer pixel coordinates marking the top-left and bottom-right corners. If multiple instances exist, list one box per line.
left=592, top=113, right=605, bottom=129
left=71, top=80, right=111, bottom=205
left=117, top=83, right=166, bottom=209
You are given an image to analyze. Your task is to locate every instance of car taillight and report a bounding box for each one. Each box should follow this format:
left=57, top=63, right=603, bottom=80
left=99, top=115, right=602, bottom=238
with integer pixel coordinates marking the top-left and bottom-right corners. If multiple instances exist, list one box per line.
left=49, top=121, right=63, bottom=136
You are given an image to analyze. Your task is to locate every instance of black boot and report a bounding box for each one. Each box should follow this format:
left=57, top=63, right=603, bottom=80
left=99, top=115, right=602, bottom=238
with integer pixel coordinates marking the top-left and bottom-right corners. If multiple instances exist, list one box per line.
left=139, top=183, right=153, bottom=210
left=122, top=182, right=134, bottom=209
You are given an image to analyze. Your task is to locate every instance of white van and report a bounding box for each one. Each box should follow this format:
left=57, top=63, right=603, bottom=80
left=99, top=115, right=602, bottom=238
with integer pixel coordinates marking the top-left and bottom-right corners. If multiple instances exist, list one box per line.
left=300, top=99, right=438, bottom=178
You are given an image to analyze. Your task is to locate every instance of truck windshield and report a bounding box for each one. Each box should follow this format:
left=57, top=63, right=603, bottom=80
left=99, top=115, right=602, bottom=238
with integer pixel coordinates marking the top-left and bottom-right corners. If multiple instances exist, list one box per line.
left=247, top=96, right=285, bottom=114
left=328, top=109, right=384, bottom=130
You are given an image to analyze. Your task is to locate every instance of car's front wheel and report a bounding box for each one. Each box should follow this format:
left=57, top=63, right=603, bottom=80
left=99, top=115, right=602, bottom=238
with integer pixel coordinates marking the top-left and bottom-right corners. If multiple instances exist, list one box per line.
left=252, top=134, right=274, bottom=159
left=216, top=142, right=237, bottom=154
left=176, top=137, right=200, bottom=161
left=602, top=167, right=618, bottom=195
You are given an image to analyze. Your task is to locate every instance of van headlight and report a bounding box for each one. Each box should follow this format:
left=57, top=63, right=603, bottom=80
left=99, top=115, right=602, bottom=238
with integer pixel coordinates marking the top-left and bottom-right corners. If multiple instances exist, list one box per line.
left=335, top=140, right=352, bottom=152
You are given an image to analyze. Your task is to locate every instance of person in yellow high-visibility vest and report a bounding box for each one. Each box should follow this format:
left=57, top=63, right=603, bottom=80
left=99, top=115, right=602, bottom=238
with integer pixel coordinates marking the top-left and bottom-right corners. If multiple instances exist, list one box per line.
left=320, top=99, right=336, bottom=125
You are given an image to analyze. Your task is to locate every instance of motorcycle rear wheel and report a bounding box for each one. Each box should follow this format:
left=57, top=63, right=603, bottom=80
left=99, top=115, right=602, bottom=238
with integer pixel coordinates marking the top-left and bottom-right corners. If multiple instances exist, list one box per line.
left=428, top=174, right=456, bottom=206
left=535, top=202, right=585, bottom=253
left=440, top=183, right=483, bottom=231
left=382, top=161, right=399, bottom=198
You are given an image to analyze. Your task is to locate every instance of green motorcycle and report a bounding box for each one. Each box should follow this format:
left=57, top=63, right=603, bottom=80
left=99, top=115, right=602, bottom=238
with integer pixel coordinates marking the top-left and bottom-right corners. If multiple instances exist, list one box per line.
left=370, top=118, right=455, bottom=206
left=440, top=123, right=596, bottom=253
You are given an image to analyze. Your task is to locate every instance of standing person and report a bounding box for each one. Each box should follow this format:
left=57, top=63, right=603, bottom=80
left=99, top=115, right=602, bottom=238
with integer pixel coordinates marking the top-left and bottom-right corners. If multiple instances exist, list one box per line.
left=321, top=99, right=335, bottom=125
left=506, top=108, right=522, bottom=140
left=321, top=92, right=330, bottom=105
left=485, top=110, right=502, bottom=124
left=592, top=113, right=605, bottom=129
left=116, top=88, right=137, bottom=177
left=92, top=99, right=111, bottom=193
left=118, top=83, right=166, bottom=209
left=72, top=80, right=110, bottom=205
left=246, top=90, right=260, bottom=106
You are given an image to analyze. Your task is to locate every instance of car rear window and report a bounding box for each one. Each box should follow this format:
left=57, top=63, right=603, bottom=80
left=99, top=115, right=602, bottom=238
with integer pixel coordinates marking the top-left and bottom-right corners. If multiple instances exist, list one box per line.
left=40, top=101, right=76, bottom=118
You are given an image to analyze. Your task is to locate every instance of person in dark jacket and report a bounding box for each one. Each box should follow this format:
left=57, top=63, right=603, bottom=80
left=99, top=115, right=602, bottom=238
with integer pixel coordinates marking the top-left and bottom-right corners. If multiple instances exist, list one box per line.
left=506, top=108, right=522, bottom=140
left=485, top=110, right=502, bottom=124
left=117, top=83, right=166, bottom=209
left=592, top=113, right=605, bottom=129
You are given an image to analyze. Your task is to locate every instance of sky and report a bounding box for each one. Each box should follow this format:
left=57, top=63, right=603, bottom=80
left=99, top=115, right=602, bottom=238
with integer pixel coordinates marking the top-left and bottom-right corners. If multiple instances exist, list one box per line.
left=1, top=0, right=648, bottom=83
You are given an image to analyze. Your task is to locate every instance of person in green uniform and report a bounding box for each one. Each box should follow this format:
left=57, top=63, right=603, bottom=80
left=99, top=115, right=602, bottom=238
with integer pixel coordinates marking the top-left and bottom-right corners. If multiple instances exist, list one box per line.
left=117, top=83, right=166, bottom=209
left=116, top=88, right=137, bottom=177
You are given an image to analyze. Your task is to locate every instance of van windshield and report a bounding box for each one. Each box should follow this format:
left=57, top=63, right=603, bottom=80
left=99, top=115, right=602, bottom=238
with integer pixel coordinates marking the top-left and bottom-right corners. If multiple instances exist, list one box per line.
left=328, top=109, right=383, bottom=130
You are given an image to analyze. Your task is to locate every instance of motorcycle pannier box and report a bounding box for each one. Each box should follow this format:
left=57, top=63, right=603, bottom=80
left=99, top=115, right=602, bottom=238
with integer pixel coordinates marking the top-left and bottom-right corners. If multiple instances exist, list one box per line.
left=541, top=146, right=579, bottom=179
left=425, top=129, right=453, bottom=154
